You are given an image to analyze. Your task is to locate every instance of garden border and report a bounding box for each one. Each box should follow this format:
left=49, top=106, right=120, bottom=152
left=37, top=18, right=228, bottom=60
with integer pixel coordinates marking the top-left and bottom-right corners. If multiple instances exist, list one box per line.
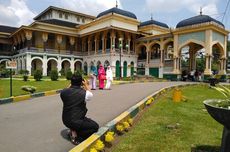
left=69, top=83, right=198, bottom=152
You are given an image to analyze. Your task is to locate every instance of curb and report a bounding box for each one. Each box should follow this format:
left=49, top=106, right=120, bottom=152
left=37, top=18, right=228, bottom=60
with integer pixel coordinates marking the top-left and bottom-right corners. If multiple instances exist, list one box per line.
left=69, top=83, right=199, bottom=152
left=0, top=81, right=155, bottom=105
left=0, top=89, right=62, bottom=105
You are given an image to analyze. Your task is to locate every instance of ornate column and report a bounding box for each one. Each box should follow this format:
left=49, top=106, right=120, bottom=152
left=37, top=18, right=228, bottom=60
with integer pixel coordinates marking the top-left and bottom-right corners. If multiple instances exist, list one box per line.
left=42, top=33, right=48, bottom=52
left=57, top=56, right=62, bottom=76
left=25, top=30, right=32, bottom=50
left=26, top=53, right=32, bottom=75
left=56, top=34, right=62, bottom=53
left=204, top=54, right=212, bottom=75
left=43, top=55, right=47, bottom=76
left=204, top=30, right=212, bottom=75
left=110, top=30, right=115, bottom=53
left=173, top=34, right=180, bottom=74
left=16, top=34, right=21, bottom=50
left=160, top=43, right=164, bottom=67
left=219, top=57, right=226, bottom=75
left=102, top=36, right=105, bottom=54
left=69, top=36, right=75, bottom=54
left=88, top=40, right=91, bottom=55
left=20, top=33, right=25, bottom=49
left=94, top=38, right=97, bottom=55
left=70, top=57, right=74, bottom=73
left=145, top=48, right=150, bottom=75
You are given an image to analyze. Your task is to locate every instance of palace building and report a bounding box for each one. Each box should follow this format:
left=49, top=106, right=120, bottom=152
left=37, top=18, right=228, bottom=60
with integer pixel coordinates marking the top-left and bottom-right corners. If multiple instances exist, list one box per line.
left=0, top=5, right=229, bottom=79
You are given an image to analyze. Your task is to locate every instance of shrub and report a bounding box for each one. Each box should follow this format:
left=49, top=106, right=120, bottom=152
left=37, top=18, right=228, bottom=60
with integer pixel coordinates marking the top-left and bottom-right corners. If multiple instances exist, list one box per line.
left=66, top=69, right=73, bottom=80
left=50, top=70, right=58, bottom=81
left=21, top=85, right=36, bottom=93
left=75, top=69, right=84, bottom=76
left=33, top=70, right=43, bottom=81
left=23, top=75, right=28, bottom=81
left=59, top=69, right=65, bottom=76
left=0, top=69, right=10, bottom=78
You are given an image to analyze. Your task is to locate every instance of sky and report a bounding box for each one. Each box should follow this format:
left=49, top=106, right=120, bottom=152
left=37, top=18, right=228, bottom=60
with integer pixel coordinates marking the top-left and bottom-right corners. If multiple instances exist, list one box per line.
left=0, top=0, right=229, bottom=31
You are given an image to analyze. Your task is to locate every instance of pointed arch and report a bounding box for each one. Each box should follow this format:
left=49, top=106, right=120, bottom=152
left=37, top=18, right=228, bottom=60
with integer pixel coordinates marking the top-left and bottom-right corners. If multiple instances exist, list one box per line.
left=178, top=39, right=205, bottom=52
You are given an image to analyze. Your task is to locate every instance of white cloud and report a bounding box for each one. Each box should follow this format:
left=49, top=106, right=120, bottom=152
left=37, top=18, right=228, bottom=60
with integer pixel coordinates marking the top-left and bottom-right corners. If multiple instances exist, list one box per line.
left=58, top=0, right=122, bottom=16
left=0, top=0, right=36, bottom=27
left=146, top=0, right=219, bottom=15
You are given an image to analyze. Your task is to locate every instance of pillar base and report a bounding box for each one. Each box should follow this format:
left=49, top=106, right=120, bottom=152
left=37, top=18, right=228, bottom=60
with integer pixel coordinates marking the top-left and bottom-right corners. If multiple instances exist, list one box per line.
left=145, top=66, right=149, bottom=75
left=204, top=69, right=212, bottom=75
left=218, top=70, right=226, bottom=75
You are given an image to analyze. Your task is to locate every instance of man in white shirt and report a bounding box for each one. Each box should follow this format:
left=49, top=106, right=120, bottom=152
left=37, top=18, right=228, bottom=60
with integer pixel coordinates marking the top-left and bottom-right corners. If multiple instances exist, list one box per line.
left=60, top=74, right=99, bottom=145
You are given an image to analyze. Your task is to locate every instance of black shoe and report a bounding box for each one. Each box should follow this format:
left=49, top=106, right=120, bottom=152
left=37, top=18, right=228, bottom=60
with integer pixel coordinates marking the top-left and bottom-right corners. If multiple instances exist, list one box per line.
left=68, top=131, right=80, bottom=145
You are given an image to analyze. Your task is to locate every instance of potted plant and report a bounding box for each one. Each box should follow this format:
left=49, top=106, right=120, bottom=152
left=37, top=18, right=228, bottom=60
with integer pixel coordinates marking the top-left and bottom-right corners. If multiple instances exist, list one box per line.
left=203, top=85, right=230, bottom=152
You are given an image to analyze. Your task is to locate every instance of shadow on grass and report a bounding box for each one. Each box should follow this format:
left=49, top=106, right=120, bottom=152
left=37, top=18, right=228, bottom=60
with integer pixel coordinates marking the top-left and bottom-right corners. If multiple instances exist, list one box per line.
left=191, top=145, right=220, bottom=152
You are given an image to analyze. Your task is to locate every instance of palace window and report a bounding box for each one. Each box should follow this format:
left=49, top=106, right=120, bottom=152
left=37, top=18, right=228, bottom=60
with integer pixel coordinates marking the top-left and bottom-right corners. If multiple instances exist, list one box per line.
left=82, top=18, right=85, bottom=23
left=59, top=13, right=63, bottom=18
left=77, top=16, right=80, bottom=22
left=65, top=14, right=68, bottom=19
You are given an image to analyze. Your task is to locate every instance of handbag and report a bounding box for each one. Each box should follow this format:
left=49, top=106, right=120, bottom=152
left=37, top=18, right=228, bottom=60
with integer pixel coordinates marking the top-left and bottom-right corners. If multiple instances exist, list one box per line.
left=100, top=75, right=106, bottom=80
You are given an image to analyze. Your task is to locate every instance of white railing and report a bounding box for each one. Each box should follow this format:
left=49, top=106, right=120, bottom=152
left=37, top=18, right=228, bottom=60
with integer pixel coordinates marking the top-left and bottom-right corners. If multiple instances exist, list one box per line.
left=17, top=47, right=136, bottom=56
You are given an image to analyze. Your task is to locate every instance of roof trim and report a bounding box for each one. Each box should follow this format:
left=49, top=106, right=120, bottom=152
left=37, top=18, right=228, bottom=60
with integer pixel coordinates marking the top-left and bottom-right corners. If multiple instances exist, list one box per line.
left=97, top=7, right=137, bottom=19
left=33, top=6, right=96, bottom=20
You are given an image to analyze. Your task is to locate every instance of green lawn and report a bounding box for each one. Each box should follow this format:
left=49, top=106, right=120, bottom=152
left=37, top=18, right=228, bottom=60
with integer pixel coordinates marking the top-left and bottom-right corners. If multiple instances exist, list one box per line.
left=113, top=85, right=225, bottom=152
left=0, top=79, right=70, bottom=98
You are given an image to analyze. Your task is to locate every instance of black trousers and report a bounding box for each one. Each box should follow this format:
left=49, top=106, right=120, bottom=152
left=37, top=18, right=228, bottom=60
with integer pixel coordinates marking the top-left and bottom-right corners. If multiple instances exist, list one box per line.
left=70, top=117, right=99, bottom=141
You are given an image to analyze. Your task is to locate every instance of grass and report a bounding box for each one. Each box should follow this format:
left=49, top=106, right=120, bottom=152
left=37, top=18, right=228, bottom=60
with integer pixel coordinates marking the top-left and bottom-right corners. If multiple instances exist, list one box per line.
left=0, top=79, right=70, bottom=98
left=113, top=85, right=226, bottom=152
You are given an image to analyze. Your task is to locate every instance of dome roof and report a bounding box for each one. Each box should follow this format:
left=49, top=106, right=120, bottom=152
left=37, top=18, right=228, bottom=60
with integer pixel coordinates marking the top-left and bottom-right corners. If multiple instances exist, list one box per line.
left=139, top=19, right=169, bottom=28
left=176, top=15, right=224, bottom=28
left=97, top=7, right=137, bottom=19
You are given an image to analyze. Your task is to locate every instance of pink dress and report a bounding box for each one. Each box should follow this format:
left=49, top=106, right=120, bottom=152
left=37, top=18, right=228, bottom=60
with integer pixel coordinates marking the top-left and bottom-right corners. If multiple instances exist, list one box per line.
left=98, top=67, right=105, bottom=89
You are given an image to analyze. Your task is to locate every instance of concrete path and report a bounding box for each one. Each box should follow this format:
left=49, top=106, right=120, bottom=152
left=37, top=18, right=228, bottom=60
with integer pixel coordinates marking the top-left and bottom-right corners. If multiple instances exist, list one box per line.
left=0, top=82, right=192, bottom=152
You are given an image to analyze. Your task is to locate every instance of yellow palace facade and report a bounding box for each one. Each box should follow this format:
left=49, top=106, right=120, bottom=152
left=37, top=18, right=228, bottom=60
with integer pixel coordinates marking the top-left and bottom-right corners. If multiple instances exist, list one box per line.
left=0, top=6, right=229, bottom=79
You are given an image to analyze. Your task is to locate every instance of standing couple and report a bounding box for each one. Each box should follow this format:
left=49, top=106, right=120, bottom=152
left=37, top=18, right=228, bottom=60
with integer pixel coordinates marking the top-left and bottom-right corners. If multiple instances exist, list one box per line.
left=90, top=64, right=113, bottom=90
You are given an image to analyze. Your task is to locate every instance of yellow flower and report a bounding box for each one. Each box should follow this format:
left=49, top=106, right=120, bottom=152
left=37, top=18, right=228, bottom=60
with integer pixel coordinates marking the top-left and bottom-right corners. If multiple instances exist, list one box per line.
left=151, top=97, right=154, bottom=102
left=116, top=124, right=124, bottom=132
left=123, top=121, right=130, bottom=130
left=94, top=139, right=104, bottom=151
left=105, top=131, right=114, bottom=143
left=90, top=148, right=98, bottom=152
left=146, top=99, right=152, bottom=105
left=128, top=118, right=133, bottom=126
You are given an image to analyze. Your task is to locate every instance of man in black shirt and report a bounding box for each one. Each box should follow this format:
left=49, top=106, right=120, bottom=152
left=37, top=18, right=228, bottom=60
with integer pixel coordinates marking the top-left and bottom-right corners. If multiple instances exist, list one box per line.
left=60, top=74, right=99, bottom=145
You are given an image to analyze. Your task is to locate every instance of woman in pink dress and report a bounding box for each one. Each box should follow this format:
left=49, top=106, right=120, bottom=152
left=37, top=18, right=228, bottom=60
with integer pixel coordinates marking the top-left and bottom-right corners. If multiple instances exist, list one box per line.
left=98, top=64, right=106, bottom=89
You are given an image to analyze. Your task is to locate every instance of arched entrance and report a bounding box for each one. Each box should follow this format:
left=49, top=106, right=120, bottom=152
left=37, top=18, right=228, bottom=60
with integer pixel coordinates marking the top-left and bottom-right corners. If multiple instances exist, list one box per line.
left=179, top=42, right=204, bottom=81
left=61, top=60, right=70, bottom=74
left=150, top=43, right=160, bottom=60
left=47, top=59, right=57, bottom=75
left=90, top=61, right=95, bottom=70
left=116, top=60, right=120, bottom=78
left=212, top=43, right=224, bottom=75
left=74, top=61, right=82, bottom=72
left=31, top=58, right=43, bottom=74
left=123, top=61, right=127, bottom=77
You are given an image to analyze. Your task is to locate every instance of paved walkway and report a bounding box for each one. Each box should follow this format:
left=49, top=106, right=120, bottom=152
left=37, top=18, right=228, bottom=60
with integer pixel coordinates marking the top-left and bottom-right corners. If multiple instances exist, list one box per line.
left=0, top=82, right=192, bottom=152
